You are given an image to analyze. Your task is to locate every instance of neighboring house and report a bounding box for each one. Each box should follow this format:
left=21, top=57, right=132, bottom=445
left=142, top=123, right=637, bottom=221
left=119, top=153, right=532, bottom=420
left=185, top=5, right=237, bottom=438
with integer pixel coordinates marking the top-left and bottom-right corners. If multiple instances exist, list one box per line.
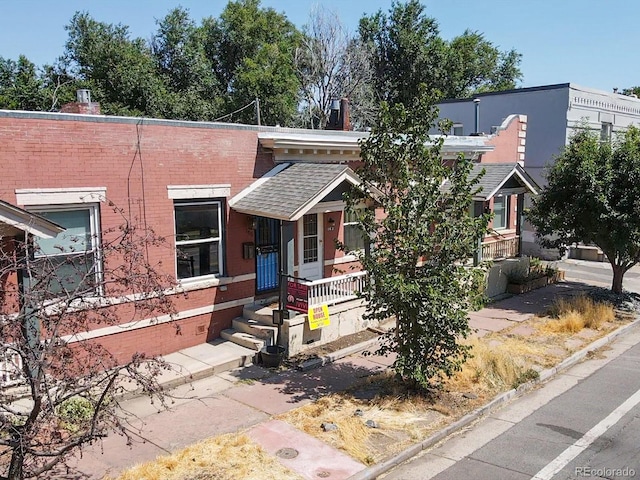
left=0, top=201, right=65, bottom=386
left=435, top=83, right=640, bottom=257
left=0, top=96, right=536, bottom=366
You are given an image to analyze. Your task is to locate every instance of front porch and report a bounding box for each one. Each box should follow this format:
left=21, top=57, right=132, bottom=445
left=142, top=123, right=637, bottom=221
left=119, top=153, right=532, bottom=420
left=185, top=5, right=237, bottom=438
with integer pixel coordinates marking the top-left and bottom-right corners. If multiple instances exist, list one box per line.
left=305, top=271, right=367, bottom=308
left=226, top=161, right=374, bottom=356
left=220, top=271, right=371, bottom=358
left=465, top=163, right=540, bottom=265
left=481, top=236, right=520, bottom=261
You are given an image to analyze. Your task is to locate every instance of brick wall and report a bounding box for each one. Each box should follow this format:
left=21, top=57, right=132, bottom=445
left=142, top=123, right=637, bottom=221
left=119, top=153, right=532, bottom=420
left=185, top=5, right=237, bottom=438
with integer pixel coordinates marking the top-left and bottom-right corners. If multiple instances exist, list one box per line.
left=481, top=114, right=527, bottom=164
left=0, top=112, right=275, bottom=359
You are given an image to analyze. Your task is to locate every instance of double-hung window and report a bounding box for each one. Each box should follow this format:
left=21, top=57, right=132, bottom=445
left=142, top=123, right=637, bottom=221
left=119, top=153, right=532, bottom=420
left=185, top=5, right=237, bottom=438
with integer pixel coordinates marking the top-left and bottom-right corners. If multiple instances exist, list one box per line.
left=600, top=122, right=613, bottom=143
left=31, top=205, right=101, bottom=296
left=343, top=208, right=366, bottom=254
left=492, top=196, right=508, bottom=230
left=174, top=200, right=223, bottom=280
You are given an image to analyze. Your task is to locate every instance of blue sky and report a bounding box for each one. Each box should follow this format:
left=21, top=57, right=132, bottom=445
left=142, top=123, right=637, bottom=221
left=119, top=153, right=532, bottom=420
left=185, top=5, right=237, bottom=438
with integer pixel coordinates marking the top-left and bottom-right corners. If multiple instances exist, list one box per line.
left=2, top=0, right=638, bottom=93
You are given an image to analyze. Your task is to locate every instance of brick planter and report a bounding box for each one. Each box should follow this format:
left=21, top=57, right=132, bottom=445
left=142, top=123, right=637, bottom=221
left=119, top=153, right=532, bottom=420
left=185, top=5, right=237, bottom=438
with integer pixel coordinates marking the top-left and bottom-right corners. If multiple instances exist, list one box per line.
left=507, top=269, right=565, bottom=295
left=507, top=276, right=549, bottom=294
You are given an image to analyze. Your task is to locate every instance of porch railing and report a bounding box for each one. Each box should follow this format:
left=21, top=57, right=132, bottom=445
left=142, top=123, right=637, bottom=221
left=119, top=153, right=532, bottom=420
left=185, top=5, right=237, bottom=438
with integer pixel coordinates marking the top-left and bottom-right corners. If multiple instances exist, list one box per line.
left=304, top=271, right=367, bottom=308
left=1, top=348, right=23, bottom=388
left=481, top=236, right=520, bottom=261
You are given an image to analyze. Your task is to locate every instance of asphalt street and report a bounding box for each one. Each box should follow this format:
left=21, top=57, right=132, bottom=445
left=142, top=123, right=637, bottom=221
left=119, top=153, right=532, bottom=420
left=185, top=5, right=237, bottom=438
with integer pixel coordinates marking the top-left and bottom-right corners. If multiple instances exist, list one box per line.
left=559, top=259, right=640, bottom=294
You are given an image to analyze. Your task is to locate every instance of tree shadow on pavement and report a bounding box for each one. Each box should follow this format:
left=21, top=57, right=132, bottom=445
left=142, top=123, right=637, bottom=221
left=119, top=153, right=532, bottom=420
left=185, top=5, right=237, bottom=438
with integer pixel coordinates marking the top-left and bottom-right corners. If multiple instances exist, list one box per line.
left=258, top=358, right=387, bottom=404
left=485, top=281, right=592, bottom=315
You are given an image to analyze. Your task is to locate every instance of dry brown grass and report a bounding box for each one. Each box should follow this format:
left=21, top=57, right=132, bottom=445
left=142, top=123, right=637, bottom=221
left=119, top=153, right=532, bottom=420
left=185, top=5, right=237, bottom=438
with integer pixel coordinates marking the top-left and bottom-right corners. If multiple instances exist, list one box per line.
left=108, top=293, right=629, bottom=480
left=542, top=294, right=615, bottom=333
left=107, top=433, right=302, bottom=480
left=277, top=390, right=446, bottom=465
left=447, top=337, right=546, bottom=394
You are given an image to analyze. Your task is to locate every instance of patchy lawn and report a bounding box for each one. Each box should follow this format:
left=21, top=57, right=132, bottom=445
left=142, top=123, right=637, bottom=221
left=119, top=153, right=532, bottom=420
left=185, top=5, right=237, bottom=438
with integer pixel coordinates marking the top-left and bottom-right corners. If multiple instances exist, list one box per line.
left=111, top=294, right=632, bottom=479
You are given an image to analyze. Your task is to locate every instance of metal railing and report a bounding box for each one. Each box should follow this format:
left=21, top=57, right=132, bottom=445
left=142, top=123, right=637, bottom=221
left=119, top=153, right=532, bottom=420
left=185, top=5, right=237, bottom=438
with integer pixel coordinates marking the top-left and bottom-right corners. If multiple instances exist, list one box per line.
left=304, top=271, right=367, bottom=307
left=1, top=348, right=23, bottom=388
left=481, top=236, right=519, bottom=261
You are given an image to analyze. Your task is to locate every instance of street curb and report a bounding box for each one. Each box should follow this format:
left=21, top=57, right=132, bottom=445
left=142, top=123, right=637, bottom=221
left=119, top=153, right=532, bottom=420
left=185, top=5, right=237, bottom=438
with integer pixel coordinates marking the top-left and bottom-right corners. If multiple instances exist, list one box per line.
left=297, top=336, right=382, bottom=372
left=347, top=316, right=640, bottom=480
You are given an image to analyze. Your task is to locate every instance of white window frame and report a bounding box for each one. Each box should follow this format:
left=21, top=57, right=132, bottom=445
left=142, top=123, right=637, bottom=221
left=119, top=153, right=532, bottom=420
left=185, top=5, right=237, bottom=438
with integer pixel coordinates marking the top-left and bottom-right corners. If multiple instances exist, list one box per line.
left=492, top=196, right=508, bottom=230
left=174, top=200, right=224, bottom=282
left=343, top=208, right=366, bottom=254
left=452, top=123, right=464, bottom=136
left=29, top=204, right=102, bottom=295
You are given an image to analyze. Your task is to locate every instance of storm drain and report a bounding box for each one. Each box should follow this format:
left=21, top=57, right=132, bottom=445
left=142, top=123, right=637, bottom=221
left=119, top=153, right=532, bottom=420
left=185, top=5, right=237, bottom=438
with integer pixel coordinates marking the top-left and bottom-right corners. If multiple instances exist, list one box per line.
left=275, top=447, right=299, bottom=459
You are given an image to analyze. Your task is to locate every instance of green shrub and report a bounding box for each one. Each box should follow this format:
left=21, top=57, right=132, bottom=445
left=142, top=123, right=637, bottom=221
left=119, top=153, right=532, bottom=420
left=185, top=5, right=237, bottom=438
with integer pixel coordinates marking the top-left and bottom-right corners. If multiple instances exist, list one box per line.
left=512, top=368, right=540, bottom=389
left=58, top=397, right=94, bottom=432
left=507, top=257, right=559, bottom=285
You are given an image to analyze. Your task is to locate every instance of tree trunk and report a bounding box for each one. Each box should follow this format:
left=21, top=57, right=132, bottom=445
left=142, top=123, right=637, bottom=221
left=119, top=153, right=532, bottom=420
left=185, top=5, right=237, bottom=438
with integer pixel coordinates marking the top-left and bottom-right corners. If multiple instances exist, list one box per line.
left=611, top=264, right=625, bottom=294
left=7, top=440, right=25, bottom=480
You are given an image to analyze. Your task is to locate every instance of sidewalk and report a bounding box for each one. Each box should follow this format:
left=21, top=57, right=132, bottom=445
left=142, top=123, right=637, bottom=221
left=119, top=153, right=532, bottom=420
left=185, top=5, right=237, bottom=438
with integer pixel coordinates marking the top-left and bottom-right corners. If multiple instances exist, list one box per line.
left=70, top=279, right=636, bottom=480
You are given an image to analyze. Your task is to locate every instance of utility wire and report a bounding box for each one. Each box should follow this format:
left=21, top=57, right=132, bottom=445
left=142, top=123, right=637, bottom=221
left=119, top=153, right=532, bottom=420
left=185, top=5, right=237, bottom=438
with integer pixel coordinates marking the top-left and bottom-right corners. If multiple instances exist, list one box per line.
left=213, top=99, right=257, bottom=122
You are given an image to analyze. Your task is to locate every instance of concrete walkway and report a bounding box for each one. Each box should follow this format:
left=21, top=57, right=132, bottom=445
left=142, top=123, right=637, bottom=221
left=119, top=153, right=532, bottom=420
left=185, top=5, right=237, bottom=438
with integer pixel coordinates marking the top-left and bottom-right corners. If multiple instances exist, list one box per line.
left=68, top=263, right=635, bottom=479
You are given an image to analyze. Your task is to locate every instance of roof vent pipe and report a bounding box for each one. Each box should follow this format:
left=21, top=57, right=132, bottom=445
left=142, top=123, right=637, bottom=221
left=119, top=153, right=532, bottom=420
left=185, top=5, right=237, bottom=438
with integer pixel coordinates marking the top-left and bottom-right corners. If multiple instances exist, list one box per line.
left=473, top=98, right=481, bottom=134
left=76, top=89, right=91, bottom=103
left=326, top=98, right=341, bottom=130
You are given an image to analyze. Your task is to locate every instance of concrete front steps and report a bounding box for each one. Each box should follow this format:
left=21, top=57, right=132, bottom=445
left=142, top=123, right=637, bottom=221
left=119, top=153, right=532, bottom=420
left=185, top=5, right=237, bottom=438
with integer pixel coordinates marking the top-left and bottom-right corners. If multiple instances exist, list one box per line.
left=220, top=300, right=279, bottom=354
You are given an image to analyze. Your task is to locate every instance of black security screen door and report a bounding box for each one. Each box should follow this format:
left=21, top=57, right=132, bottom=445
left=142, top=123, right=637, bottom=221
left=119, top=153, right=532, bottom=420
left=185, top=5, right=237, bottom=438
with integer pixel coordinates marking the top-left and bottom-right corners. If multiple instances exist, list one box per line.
left=255, top=217, right=279, bottom=292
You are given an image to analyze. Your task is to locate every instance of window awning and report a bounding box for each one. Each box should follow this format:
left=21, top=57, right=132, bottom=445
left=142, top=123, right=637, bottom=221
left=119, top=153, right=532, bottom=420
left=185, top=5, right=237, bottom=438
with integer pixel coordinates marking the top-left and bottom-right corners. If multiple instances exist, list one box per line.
left=443, top=163, right=540, bottom=201
left=0, top=199, right=65, bottom=238
left=229, top=163, right=362, bottom=221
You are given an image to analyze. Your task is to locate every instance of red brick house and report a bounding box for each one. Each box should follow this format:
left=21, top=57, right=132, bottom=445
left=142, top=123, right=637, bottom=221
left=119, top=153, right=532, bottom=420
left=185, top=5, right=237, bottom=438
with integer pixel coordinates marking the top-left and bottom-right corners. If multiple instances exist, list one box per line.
left=0, top=100, right=537, bottom=364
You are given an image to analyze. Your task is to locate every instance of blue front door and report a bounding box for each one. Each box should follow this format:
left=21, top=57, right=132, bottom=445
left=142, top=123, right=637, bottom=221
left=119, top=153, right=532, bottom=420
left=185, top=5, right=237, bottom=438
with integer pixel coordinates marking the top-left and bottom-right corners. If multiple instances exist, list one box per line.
left=255, top=217, right=280, bottom=293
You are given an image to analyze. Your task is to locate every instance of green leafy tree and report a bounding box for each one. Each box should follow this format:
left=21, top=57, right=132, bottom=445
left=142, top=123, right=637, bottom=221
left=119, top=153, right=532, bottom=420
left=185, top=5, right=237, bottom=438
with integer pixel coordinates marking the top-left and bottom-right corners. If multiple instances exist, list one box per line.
left=347, top=89, right=490, bottom=390
left=358, top=0, right=522, bottom=106
left=0, top=56, right=48, bottom=111
left=622, top=86, right=640, bottom=98
left=445, top=30, right=521, bottom=98
left=528, top=126, right=640, bottom=293
left=359, top=0, right=446, bottom=105
left=151, top=7, right=223, bottom=120
left=202, top=0, right=302, bottom=125
left=63, top=12, right=169, bottom=117
left=0, top=55, right=80, bottom=112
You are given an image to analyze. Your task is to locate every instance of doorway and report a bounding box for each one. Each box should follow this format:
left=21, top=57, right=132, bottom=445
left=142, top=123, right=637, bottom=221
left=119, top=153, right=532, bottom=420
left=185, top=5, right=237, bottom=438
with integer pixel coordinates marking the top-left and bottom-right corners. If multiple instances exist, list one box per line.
left=298, top=213, right=323, bottom=281
left=255, top=216, right=279, bottom=293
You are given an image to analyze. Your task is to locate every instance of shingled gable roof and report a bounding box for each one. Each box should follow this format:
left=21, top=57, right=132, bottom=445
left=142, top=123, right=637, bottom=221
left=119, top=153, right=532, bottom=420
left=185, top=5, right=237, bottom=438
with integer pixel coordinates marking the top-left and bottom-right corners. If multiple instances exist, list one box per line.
left=0, top=199, right=65, bottom=238
left=229, top=163, right=361, bottom=221
left=472, top=163, right=539, bottom=200
left=442, top=163, right=540, bottom=201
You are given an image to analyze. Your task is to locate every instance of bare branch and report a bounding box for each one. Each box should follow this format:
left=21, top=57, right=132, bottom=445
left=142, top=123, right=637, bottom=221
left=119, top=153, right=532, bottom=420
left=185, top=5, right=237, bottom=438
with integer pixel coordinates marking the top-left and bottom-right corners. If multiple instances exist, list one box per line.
left=0, top=202, right=180, bottom=479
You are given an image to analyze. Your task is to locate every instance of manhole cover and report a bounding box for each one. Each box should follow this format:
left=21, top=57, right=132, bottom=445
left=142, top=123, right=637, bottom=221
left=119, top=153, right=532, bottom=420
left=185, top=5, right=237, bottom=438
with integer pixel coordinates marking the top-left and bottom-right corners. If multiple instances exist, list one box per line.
left=276, top=447, right=299, bottom=459
left=317, top=471, right=331, bottom=478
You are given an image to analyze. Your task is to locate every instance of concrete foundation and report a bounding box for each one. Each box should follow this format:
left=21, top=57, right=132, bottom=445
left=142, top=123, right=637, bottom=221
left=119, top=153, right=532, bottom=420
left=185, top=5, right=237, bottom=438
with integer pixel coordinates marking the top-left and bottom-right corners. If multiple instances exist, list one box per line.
left=281, top=299, right=377, bottom=356
left=484, top=257, right=530, bottom=299
left=568, top=245, right=606, bottom=262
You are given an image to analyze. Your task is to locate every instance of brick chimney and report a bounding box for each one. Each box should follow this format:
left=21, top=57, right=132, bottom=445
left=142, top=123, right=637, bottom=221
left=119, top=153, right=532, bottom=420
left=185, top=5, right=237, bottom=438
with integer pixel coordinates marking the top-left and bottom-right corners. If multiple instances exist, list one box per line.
left=60, top=89, right=101, bottom=115
left=325, top=98, right=352, bottom=131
